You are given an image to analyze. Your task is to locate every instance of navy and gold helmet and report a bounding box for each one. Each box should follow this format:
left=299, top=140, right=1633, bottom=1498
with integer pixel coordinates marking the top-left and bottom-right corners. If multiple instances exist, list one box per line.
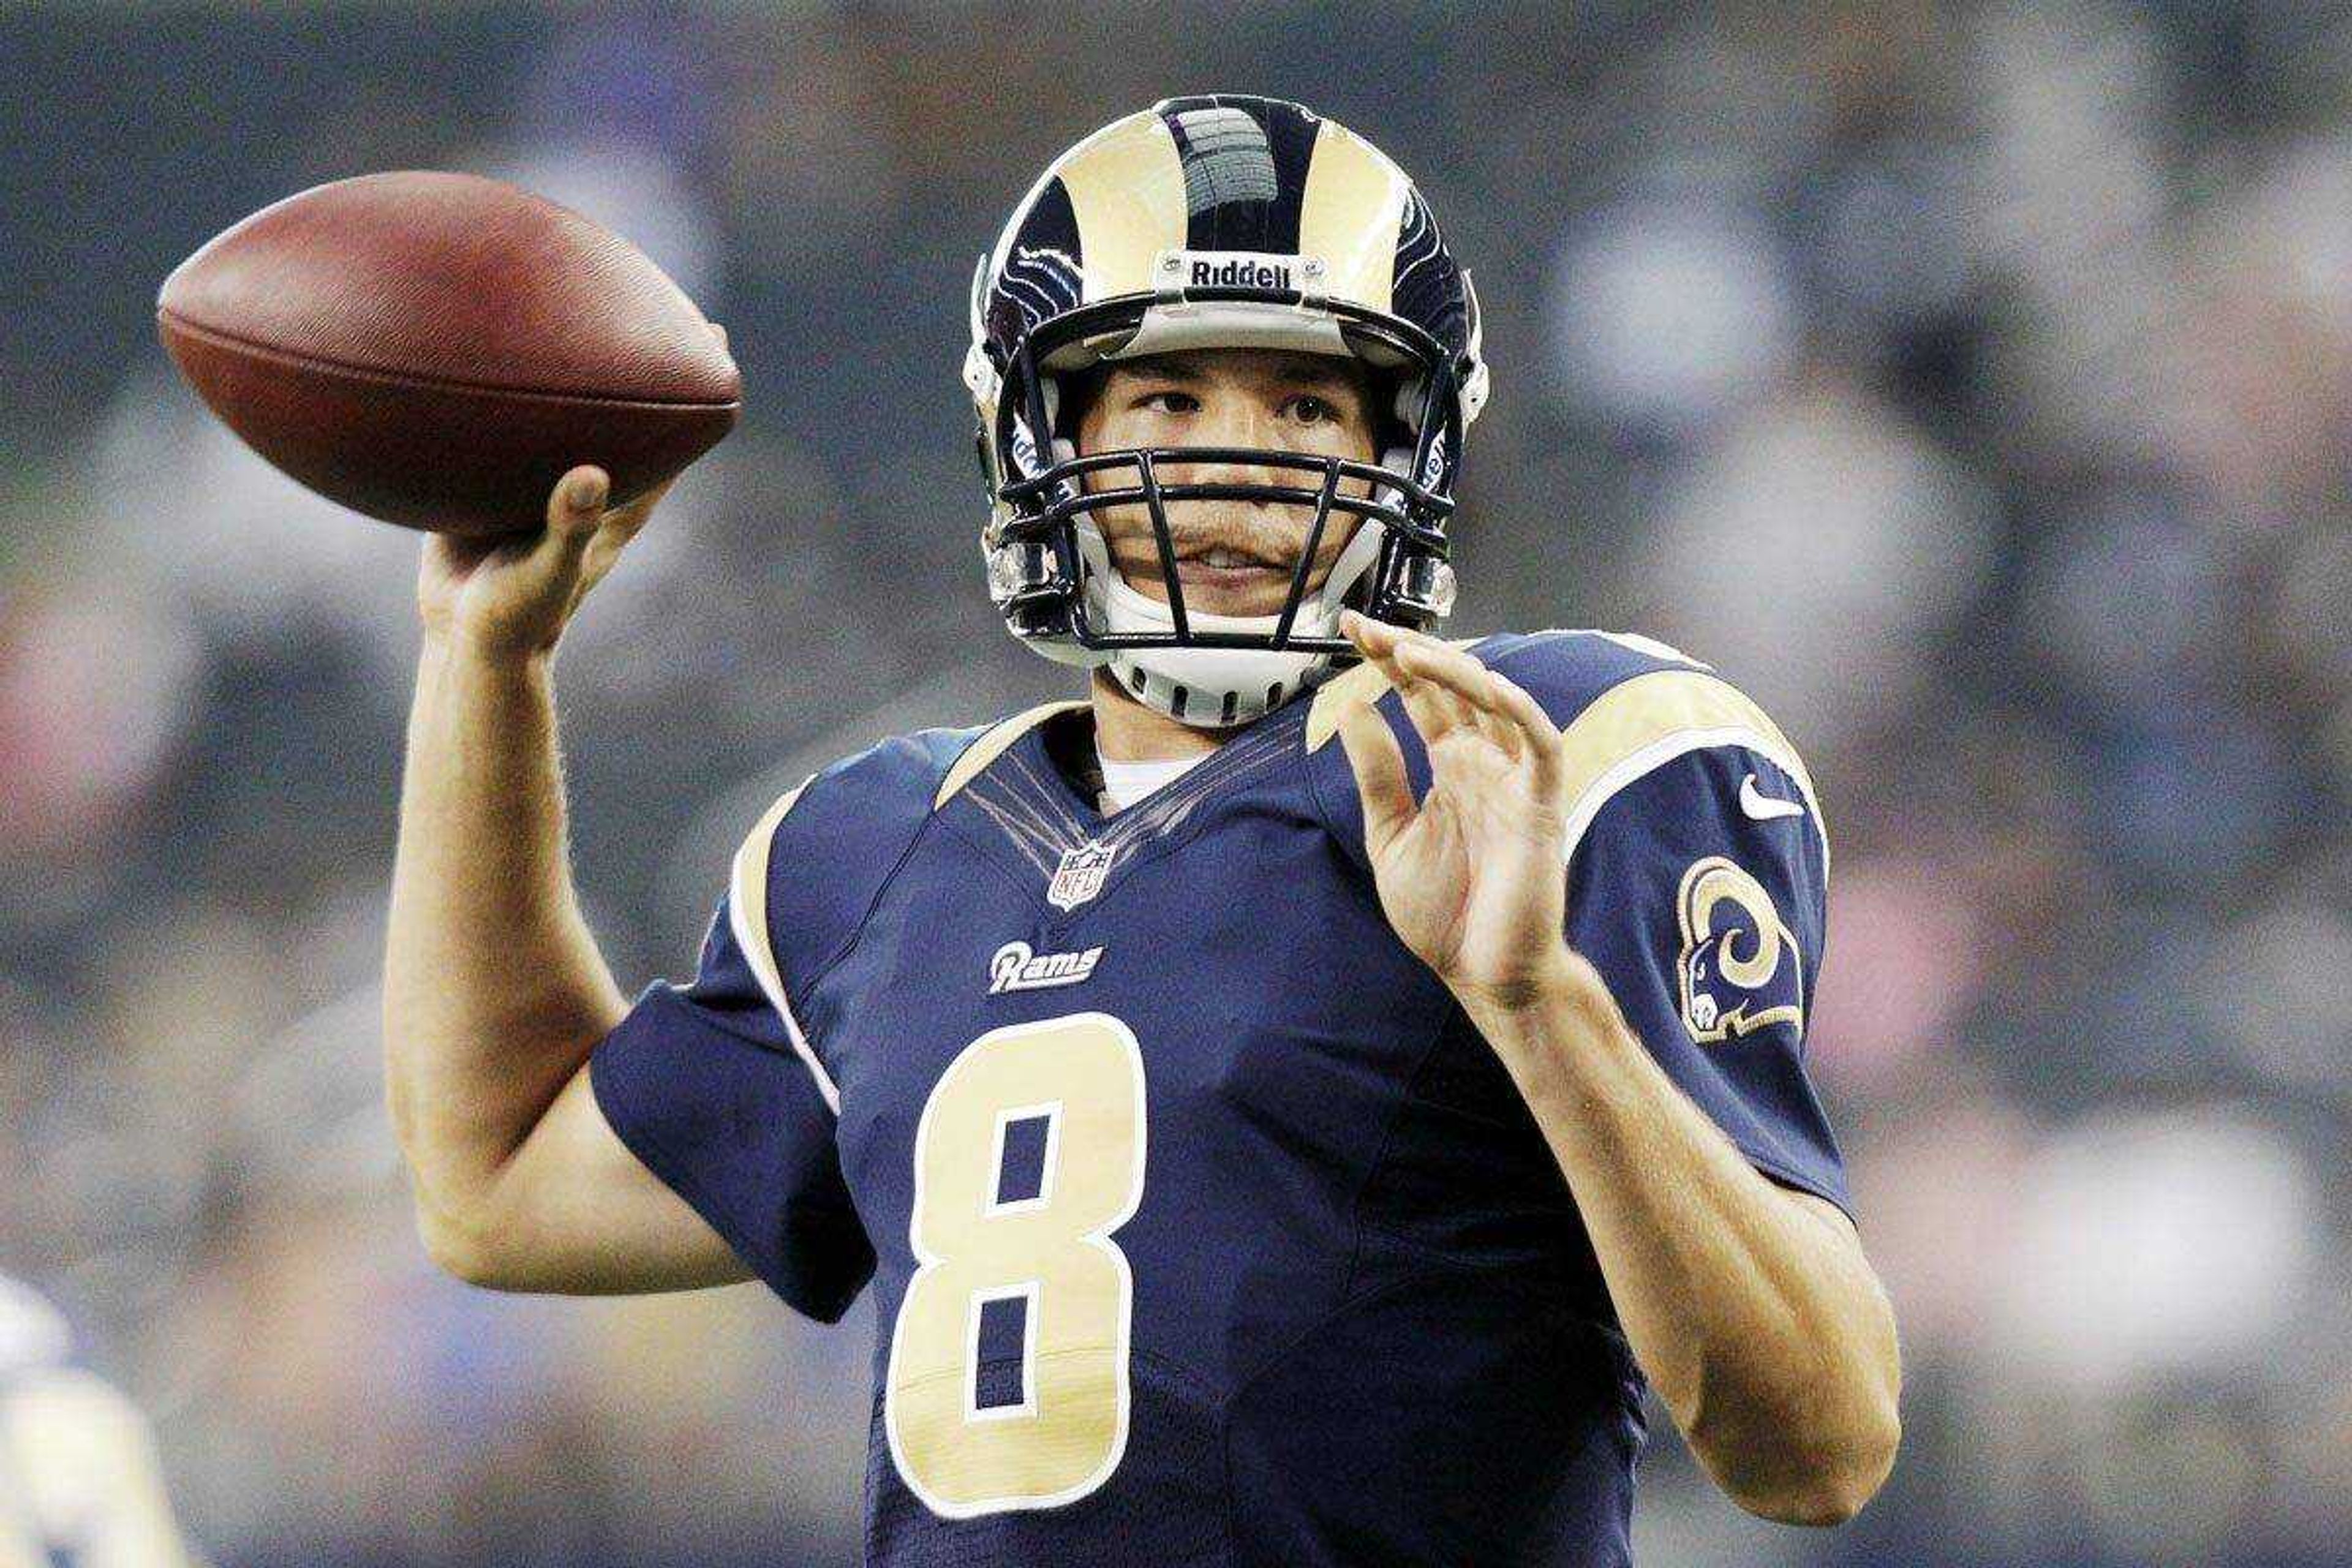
left=963, top=95, right=1490, bottom=726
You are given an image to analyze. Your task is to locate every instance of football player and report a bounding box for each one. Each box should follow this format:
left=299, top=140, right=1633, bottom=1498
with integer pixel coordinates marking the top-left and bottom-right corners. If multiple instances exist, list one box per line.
left=384, top=96, right=1899, bottom=1564
left=0, top=1273, right=205, bottom=1567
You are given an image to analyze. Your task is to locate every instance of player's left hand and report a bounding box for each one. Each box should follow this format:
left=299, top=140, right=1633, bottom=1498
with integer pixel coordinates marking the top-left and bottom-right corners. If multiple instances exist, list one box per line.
left=1335, top=612, right=1586, bottom=1014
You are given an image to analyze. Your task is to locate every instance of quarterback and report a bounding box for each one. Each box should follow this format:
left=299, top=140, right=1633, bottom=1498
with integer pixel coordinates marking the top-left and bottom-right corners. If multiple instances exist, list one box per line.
left=385, top=96, right=1899, bottom=1564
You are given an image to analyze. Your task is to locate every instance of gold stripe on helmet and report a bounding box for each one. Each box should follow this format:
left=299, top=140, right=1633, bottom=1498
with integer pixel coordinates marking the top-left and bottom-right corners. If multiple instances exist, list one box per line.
left=1297, top=118, right=1409, bottom=313
left=1056, top=111, right=1189, bottom=303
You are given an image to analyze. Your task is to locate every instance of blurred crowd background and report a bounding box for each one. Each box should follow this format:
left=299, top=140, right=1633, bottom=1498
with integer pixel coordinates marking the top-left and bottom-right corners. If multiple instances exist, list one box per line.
left=4, top=1, right=2350, bottom=1564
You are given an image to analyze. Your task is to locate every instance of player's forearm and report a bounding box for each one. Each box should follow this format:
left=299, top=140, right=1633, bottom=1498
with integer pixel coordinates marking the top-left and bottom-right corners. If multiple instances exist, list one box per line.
left=1463, top=954, right=1901, bottom=1526
left=383, top=638, right=627, bottom=1242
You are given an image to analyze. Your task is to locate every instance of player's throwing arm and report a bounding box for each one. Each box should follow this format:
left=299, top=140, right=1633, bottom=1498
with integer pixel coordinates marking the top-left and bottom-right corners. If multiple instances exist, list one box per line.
left=153, top=176, right=755, bottom=1295
left=371, top=268, right=752, bottom=1291
left=382, top=462, right=754, bottom=1294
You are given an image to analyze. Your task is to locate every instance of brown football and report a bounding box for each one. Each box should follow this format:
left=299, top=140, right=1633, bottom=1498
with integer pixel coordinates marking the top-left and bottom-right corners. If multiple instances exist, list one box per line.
left=157, top=170, right=740, bottom=536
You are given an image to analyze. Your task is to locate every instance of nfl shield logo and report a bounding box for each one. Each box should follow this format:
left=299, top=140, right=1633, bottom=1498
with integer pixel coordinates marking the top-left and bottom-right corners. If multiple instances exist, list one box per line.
left=1048, top=840, right=1118, bottom=910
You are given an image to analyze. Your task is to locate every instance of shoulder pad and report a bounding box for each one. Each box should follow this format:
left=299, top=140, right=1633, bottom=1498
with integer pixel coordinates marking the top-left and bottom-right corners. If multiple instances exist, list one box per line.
left=726, top=704, right=1087, bottom=1096
left=1306, top=627, right=1703, bottom=751
left=1306, top=629, right=1822, bottom=872
left=1478, top=630, right=1823, bottom=873
left=1472, top=626, right=1709, bottom=703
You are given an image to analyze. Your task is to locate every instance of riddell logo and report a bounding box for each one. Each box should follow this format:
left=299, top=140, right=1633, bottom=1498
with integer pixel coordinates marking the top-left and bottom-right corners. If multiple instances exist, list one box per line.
left=1183, top=252, right=1295, bottom=290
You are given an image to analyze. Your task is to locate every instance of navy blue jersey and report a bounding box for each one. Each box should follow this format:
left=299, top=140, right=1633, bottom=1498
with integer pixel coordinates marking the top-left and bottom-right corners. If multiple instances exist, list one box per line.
left=590, top=630, right=1844, bottom=1567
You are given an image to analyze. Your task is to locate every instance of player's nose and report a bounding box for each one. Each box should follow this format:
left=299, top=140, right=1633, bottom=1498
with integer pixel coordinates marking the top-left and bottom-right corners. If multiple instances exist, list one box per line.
left=1167, top=399, right=1296, bottom=497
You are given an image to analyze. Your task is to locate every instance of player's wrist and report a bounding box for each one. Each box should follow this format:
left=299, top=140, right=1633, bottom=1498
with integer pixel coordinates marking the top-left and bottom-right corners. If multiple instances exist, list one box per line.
left=1450, top=942, right=1608, bottom=1035
left=421, top=620, right=558, bottom=677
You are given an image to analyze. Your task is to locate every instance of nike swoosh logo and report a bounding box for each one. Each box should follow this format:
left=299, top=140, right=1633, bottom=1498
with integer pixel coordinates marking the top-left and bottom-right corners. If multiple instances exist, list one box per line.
left=1739, top=774, right=1806, bottom=821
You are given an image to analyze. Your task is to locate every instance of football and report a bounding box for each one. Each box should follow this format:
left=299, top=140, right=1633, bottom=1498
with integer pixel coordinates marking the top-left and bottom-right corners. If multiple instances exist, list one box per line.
left=156, top=170, right=740, bottom=536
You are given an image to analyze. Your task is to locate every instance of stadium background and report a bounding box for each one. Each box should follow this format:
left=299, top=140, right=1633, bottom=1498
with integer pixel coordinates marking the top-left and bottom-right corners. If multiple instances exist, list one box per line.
left=4, top=2, right=2350, bottom=1563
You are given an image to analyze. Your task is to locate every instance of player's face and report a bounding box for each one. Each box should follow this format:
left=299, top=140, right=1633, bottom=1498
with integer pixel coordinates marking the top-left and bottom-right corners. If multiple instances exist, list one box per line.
left=1073, top=349, right=1380, bottom=617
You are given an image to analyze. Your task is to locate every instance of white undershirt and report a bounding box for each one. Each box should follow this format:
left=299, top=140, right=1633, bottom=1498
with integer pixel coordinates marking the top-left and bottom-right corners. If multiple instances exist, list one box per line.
left=1097, top=752, right=1208, bottom=812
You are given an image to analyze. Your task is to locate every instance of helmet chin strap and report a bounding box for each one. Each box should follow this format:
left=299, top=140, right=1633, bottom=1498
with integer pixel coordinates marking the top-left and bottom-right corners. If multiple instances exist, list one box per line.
left=1071, top=516, right=1389, bottom=728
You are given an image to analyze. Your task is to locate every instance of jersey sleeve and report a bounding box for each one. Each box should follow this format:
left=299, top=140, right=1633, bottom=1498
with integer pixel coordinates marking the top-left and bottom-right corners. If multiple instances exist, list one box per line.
left=1518, top=649, right=1849, bottom=1215
left=1566, top=741, right=1847, bottom=1212
left=1412, top=635, right=1850, bottom=1213
left=589, top=794, right=875, bottom=1322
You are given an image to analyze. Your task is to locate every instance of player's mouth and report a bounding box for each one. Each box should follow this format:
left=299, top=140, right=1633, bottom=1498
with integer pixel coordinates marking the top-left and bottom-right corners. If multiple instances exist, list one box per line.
left=1107, top=515, right=1349, bottom=614
left=1172, top=545, right=1295, bottom=592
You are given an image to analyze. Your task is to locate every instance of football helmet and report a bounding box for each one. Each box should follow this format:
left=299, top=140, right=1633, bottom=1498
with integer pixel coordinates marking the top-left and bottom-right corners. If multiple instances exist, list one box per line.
left=964, top=95, right=1490, bottom=726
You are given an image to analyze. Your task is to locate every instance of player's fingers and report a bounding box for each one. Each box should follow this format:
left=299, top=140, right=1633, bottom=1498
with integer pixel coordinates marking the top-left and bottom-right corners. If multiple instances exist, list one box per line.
left=488, top=467, right=607, bottom=616
left=1402, top=647, right=1487, bottom=744
left=1354, top=639, right=1447, bottom=740
left=599, top=474, right=674, bottom=547
left=1348, top=616, right=1521, bottom=761
left=1383, top=644, right=1468, bottom=748
left=1334, top=699, right=1415, bottom=852
left=543, top=466, right=609, bottom=554
left=708, top=321, right=729, bottom=352
left=1400, top=633, right=1525, bottom=758
left=1341, top=608, right=1400, bottom=658
left=1341, top=609, right=1428, bottom=684
left=1348, top=616, right=1464, bottom=744
left=1384, top=625, right=1490, bottom=703
left=584, top=478, right=689, bottom=609
left=1455, top=661, right=1523, bottom=760
left=577, top=532, right=627, bottom=595
left=1468, top=666, right=1528, bottom=760
left=1378, top=622, right=1493, bottom=710
left=1490, top=672, right=1566, bottom=800
left=1394, top=640, right=1512, bottom=756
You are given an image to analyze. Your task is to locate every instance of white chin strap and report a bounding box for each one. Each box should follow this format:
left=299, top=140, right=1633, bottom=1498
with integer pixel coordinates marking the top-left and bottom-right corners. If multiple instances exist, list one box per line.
left=1072, top=513, right=1390, bottom=727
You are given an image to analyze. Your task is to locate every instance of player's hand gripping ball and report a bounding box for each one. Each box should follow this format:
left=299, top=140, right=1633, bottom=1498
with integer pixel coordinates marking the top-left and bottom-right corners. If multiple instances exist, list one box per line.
left=157, top=170, right=739, bottom=537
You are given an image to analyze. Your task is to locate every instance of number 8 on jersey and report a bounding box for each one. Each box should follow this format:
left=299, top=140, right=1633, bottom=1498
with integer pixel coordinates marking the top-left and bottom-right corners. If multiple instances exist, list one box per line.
left=884, top=1012, right=1148, bottom=1517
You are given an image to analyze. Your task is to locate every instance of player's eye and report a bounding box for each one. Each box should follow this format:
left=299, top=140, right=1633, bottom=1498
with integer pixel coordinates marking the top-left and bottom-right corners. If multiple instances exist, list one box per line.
left=1134, top=389, right=1199, bottom=415
left=1284, top=394, right=1338, bottom=426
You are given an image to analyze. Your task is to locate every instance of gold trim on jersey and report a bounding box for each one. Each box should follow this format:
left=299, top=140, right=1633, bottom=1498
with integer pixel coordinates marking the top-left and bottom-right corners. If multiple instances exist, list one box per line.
left=1555, top=668, right=1826, bottom=873
left=1297, top=119, right=1409, bottom=312
left=1057, top=114, right=1189, bottom=303
left=1307, top=643, right=1826, bottom=873
left=935, top=701, right=1093, bottom=809
left=1302, top=640, right=1483, bottom=753
left=729, top=775, right=841, bottom=1114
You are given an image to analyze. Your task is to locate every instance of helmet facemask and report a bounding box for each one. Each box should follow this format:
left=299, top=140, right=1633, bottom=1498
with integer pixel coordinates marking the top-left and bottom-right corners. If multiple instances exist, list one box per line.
left=976, top=294, right=1469, bottom=726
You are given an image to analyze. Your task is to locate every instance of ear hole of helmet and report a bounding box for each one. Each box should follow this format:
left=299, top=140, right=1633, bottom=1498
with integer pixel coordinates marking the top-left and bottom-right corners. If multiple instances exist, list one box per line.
left=1373, top=369, right=1418, bottom=465
left=1049, top=365, right=1101, bottom=453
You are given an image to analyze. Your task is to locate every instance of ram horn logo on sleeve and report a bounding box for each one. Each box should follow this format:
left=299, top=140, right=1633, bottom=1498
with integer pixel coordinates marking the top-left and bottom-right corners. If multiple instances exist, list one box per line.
left=1674, top=856, right=1804, bottom=1044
